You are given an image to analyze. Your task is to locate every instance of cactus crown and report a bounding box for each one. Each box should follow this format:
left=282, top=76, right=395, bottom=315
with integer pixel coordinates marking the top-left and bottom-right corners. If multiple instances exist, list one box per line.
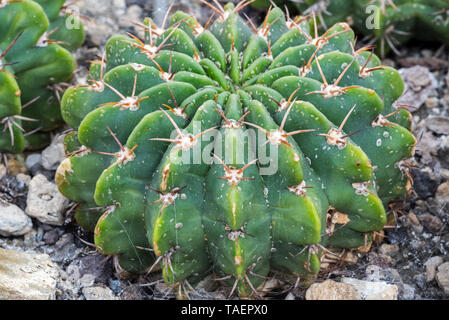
left=57, top=1, right=416, bottom=297
left=0, top=0, right=84, bottom=153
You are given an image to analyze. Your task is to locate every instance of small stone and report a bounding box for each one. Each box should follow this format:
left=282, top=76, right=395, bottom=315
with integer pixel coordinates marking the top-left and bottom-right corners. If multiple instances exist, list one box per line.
left=0, top=202, right=33, bottom=237
left=401, top=284, right=415, bottom=300
left=6, top=155, right=27, bottom=175
left=25, top=153, right=42, bottom=170
left=0, top=164, right=6, bottom=179
left=418, top=213, right=442, bottom=233
left=341, top=278, right=398, bottom=300
left=424, top=256, right=443, bottom=282
left=0, top=248, right=58, bottom=299
left=378, top=244, right=399, bottom=256
left=406, top=212, right=424, bottom=233
left=436, top=262, right=449, bottom=294
left=43, top=230, right=60, bottom=245
left=365, top=266, right=403, bottom=290
left=305, top=279, right=357, bottom=300
left=426, top=96, right=439, bottom=108
left=435, top=182, right=449, bottom=206
left=80, top=273, right=96, bottom=288
left=285, top=292, right=296, bottom=300
left=397, top=66, right=437, bottom=109
left=52, top=234, right=80, bottom=263
left=26, top=174, right=69, bottom=225
left=424, top=116, right=449, bottom=135
left=82, top=286, right=118, bottom=300
left=16, top=173, right=31, bottom=186
left=41, top=135, right=66, bottom=170
left=414, top=273, right=427, bottom=290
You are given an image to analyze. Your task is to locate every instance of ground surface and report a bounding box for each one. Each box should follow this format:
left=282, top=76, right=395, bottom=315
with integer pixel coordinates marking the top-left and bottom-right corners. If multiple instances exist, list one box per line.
left=0, top=0, right=448, bottom=300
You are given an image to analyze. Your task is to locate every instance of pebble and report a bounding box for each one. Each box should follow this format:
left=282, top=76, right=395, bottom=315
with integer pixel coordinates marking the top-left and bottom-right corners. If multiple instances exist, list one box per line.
left=378, top=244, right=399, bottom=256
left=43, top=229, right=60, bottom=245
left=424, top=256, right=444, bottom=282
left=0, top=248, right=58, bottom=300
left=41, top=135, right=66, bottom=170
left=401, top=284, right=416, bottom=300
left=0, top=202, right=33, bottom=237
left=418, top=213, right=443, bottom=233
left=82, top=286, right=118, bottom=300
left=305, top=279, right=357, bottom=300
left=435, top=182, right=449, bottom=209
left=365, top=265, right=403, bottom=292
left=341, top=278, right=399, bottom=300
left=436, top=262, right=449, bottom=294
left=397, top=66, right=438, bottom=109
left=16, top=173, right=31, bottom=186
left=80, top=273, right=96, bottom=288
left=0, top=164, right=6, bottom=179
left=25, top=153, right=42, bottom=171
left=26, top=174, right=69, bottom=226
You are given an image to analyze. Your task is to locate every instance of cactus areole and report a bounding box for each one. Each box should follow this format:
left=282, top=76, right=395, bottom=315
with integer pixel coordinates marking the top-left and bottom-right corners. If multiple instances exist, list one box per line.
left=56, top=1, right=416, bottom=297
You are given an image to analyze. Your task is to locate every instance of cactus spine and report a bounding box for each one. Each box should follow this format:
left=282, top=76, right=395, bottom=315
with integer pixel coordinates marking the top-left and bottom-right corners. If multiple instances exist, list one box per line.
left=56, top=1, right=416, bottom=297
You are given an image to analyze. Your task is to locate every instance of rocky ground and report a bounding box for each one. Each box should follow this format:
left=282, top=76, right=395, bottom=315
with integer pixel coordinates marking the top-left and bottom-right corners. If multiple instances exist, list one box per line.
left=0, top=0, right=448, bottom=300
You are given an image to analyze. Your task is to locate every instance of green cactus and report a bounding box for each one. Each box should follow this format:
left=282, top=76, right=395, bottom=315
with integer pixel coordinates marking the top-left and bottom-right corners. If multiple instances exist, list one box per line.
left=56, top=1, right=416, bottom=297
left=0, top=0, right=84, bottom=153
left=270, top=0, right=449, bottom=57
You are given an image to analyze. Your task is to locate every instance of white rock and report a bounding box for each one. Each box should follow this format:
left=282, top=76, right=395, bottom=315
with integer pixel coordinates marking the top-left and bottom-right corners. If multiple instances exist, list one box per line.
left=26, top=174, right=69, bottom=226
left=305, top=279, right=357, bottom=300
left=82, top=286, right=118, bottom=300
left=0, top=202, right=33, bottom=237
left=0, top=248, right=58, bottom=300
left=80, top=273, right=96, bottom=288
left=436, top=262, right=449, bottom=295
left=424, top=256, right=444, bottom=282
left=25, top=153, right=42, bottom=170
left=41, top=135, right=66, bottom=170
left=0, top=164, right=6, bottom=179
left=341, top=277, right=398, bottom=300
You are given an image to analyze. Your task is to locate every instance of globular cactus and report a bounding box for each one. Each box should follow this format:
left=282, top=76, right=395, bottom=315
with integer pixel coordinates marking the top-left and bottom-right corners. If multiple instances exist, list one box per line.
left=276, top=0, right=449, bottom=57
left=56, top=1, right=416, bottom=297
left=0, top=0, right=84, bottom=153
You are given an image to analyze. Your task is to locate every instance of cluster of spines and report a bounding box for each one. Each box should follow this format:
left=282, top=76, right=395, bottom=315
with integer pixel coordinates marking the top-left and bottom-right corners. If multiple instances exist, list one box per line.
left=56, top=1, right=416, bottom=298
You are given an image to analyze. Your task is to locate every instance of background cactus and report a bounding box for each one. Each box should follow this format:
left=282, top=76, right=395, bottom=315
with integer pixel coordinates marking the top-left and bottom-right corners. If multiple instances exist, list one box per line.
left=56, top=1, right=416, bottom=297
left=254, top=0, right=449, bottom=57
left=0, top=0, right=84, bottom=153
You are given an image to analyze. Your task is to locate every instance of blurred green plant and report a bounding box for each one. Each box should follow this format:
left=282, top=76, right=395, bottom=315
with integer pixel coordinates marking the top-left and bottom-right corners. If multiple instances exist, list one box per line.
left=0, top=0, right=84, bottom=153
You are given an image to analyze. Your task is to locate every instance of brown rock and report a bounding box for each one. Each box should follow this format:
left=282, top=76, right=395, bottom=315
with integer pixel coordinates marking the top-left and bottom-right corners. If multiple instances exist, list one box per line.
left=418, top=213, right=443, bottom=233
left=436, top=262, right=449, bottom=295
left=305, top=279, right=357, bottom=300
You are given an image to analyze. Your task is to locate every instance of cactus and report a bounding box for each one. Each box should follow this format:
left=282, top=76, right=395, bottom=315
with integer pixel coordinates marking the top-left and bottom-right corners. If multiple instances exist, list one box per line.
left=56, top=1, right=416, bottom=297
left=0, top=0, right=84, bottom=153
left=270, top=0, right=449, bottom=57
